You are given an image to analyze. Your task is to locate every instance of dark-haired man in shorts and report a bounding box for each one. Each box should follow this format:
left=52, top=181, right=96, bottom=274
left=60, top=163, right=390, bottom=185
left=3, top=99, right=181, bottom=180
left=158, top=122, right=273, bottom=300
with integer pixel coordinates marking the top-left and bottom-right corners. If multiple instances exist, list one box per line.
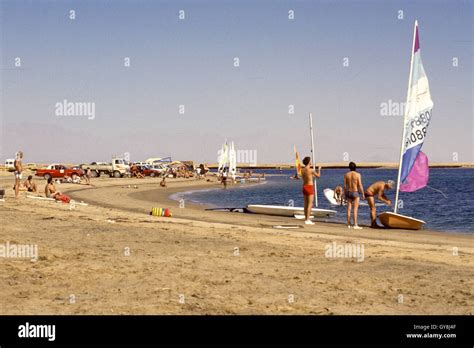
left=343, top=162, right=365, bottom=229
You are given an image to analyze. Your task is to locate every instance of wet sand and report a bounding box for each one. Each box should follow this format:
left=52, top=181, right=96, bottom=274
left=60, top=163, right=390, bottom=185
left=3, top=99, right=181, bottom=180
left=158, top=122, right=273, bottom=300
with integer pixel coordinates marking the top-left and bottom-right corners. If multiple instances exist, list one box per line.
left=0, top=175, right=472, bottom=314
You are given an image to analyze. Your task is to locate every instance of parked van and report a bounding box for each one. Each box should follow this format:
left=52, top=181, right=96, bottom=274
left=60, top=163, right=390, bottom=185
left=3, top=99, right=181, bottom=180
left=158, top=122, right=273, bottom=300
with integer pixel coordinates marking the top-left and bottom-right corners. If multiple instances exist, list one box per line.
left=4, top=159, right=15, bottom=171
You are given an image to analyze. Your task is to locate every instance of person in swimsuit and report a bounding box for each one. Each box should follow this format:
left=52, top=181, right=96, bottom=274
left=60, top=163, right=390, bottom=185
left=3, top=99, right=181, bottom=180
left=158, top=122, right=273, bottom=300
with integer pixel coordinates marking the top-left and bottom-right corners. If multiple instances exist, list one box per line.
left=23, top=175, right=37, bottom=192
left=343, top=162, right=365, bottom=229
left=301, top=157, right=321, bottom=225
left=221, top=167, right=228, bottom=189
left=334, top=185, right=344, bottom=205
left=365, top=180, right=394, bottom=228
left=85, top=168, right=92, bottom=185
left=45, top=177, right=61, bottom=199
left=14, top=151, right=23, bottom=199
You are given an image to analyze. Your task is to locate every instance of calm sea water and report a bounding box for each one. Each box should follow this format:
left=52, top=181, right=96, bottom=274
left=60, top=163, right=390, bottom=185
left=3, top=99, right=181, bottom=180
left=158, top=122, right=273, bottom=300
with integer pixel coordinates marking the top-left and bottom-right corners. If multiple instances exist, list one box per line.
left=178, top=168, right=474, bottom=233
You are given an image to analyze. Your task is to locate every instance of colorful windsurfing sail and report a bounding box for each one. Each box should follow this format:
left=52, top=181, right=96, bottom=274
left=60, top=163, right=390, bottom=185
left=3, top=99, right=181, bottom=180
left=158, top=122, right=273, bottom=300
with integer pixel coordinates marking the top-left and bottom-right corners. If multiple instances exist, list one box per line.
left=400, top=151, right=429, bottom=192
left=294, top=145, right=302, bottom=177
left=399, top=21, right=433, bottom=184
left=394, top=20, right=433, bottom=212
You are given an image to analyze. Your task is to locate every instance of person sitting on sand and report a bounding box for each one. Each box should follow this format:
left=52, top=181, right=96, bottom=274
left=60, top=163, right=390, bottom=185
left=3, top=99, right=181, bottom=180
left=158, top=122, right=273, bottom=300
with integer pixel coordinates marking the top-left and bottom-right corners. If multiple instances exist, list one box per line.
left=23, top=175, right=38, bottom=193
left=160, top=175, right=167, bottom=187
left=301, top=157, right=321, bottom=225
left=45, top=177, right=61, bottom=199
left=334, top=185, right=344, bottom=205
left=344, top=162, right=364, bottom=229
left=365, top=180, right=394, bottom=228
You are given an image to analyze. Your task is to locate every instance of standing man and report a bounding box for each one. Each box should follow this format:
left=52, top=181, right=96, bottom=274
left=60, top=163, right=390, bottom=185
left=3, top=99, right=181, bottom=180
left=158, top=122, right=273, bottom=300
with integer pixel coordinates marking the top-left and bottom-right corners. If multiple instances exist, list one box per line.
left=343, top=162, right=364, bottom=229
left=14, top=151, right=23, bottom=199
left=85, top=168, right=92, bottom=185
left=301, top=157, right=321, bottom=225
left=365, top=180, right=394, bottom=228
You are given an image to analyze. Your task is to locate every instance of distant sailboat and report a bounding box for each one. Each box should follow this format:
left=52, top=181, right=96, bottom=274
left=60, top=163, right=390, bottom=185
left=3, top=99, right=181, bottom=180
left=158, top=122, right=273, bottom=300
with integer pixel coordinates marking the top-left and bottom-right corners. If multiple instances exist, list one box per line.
left=217, top=140, right=237, bottom=180
left=378, top=20, right=433, bottom=230
left=229, top=141, right=237, bottom=180
left=292, top=145, right=302, bottom=179
left=217, top=141, right=228, bottom=173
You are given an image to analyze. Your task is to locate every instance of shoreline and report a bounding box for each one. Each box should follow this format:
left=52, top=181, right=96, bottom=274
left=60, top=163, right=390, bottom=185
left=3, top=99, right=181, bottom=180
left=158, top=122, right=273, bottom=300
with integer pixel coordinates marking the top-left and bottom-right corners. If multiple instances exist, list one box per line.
left=168, top=179, right=268, bottom=209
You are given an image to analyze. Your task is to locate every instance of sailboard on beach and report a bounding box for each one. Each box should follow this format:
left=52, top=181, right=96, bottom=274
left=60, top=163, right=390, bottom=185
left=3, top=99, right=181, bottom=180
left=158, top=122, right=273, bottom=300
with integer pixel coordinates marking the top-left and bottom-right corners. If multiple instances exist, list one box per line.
left=378, top=20, right=432, bottom=230
left=323, top=188, right=383, bottom=207
left=245, top=114, right=336, bottom=220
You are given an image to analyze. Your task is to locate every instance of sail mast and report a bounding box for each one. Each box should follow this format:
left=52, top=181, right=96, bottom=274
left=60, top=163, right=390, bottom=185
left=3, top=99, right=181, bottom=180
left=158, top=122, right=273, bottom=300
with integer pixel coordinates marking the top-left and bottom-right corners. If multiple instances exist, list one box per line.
left=309, top=113, right=318, bottom=207
left=394, top=20, right=418, bottom=214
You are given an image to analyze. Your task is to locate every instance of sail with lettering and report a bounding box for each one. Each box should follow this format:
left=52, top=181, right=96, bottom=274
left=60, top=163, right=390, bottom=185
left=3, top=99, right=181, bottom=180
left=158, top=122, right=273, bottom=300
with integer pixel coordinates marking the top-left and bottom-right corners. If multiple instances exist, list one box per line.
left=399, top=21, right=433, bottom=184
left=379, top=20, right=433, bottom=230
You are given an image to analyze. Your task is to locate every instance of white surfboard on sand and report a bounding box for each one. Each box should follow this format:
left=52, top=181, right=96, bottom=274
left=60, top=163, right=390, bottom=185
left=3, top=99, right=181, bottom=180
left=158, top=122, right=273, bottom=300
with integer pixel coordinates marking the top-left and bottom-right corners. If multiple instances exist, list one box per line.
left=246, top=204, right=336, bottom=218
left=27, top=195, right=55, bottom=201
left=27, top=195, right=88, bottom=206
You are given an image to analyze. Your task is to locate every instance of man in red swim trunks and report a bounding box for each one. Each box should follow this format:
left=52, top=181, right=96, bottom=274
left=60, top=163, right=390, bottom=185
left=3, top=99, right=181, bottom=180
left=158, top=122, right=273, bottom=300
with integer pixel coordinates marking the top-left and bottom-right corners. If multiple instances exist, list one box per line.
left=301, top=157, right=321, bottom=225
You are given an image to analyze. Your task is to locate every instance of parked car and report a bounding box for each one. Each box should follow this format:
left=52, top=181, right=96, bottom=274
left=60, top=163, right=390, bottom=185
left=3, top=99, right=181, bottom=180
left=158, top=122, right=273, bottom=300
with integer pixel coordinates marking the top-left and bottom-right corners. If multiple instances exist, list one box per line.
left=132, top=161, right=148, bottom=166
left=35, top=164, right=85, bottom=180
left=137, top=165, right=162, bottom=177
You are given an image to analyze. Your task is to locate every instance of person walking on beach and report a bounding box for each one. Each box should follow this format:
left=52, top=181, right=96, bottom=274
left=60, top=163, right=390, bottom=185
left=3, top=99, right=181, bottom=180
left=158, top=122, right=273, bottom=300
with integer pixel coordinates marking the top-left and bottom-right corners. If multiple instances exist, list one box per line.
left=301, top=157, right=321, bottom=225
left=13, top=151, right=23, bottom=199
left=365, top=180, right=394, bottom=228
left=84, top=168, right=92, bottom=185
left=344, top=162, right=364, bottom=229
left=221, top=167, right=228, bottom=188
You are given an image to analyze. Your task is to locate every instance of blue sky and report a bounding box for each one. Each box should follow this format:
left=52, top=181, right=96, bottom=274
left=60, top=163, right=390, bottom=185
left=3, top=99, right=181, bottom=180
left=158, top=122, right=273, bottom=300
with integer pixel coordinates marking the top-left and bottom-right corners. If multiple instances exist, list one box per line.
left=1, top=0, right=472, bottom=164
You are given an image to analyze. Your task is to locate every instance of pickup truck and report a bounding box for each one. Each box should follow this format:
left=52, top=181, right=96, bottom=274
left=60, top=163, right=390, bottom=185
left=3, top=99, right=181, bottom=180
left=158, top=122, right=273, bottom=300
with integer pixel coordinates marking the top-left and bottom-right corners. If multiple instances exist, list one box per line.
left=36, top=164, right=85, bottom=180
left=80, top=158, right=130, bottom=178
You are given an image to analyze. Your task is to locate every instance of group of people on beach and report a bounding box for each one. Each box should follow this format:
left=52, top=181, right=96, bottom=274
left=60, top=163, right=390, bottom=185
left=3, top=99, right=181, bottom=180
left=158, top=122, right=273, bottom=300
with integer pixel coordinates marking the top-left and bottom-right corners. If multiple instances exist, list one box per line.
left=12, top=149, right=392, bottom=227
left=12, top=151, right=71, bottom=203
left=301, top=157, right=394, bottom=229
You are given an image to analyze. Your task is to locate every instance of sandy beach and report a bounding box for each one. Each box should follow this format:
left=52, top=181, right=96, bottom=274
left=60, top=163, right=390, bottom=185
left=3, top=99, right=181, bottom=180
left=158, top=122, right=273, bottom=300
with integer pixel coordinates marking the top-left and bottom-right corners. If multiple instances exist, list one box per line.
left=0, top=174, right=472, bottom=315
